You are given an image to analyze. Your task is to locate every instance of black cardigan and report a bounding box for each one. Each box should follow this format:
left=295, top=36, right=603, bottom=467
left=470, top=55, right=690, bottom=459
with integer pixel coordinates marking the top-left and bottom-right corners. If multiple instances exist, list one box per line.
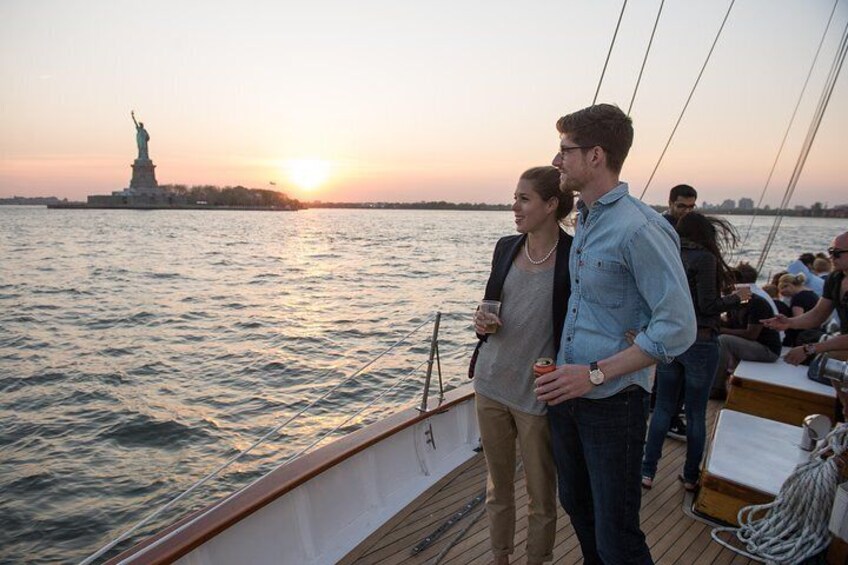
left=478, top=228, right=573, bottom=354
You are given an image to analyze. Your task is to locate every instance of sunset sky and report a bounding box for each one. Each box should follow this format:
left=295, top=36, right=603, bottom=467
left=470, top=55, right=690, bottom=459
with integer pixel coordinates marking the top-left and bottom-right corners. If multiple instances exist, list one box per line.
left=1, top=0, right=846, bottom=206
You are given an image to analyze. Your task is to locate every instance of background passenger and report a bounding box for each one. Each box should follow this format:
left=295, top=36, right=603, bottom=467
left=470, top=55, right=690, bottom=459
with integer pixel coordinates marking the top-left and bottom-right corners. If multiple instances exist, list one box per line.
left=641, top=213, right=748, bottom=492
left=787, top=252, right=825, bottom=295
left=777, top=273, right=819, bottom=346
left=712, top=267, right=782, bottom=398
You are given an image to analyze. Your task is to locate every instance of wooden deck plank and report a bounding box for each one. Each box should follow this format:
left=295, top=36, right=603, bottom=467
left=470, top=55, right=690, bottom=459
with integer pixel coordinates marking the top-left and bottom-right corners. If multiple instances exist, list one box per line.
left=369, top=471, right=487, bottom=553
left=350, top=399, right=758, bottom=564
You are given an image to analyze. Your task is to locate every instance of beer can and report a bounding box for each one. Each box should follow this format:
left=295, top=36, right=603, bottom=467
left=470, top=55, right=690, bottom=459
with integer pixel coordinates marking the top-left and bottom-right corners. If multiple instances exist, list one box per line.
left=534, top=357, right=556, bottom=377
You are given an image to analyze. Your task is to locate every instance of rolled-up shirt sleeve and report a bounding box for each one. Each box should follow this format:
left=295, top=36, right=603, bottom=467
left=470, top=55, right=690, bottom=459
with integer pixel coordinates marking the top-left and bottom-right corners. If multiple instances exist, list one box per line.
left=626, top=220, right=697, bottom=363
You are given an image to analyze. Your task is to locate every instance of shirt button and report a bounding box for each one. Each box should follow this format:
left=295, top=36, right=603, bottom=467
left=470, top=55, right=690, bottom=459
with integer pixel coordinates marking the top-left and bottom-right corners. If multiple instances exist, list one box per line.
left=577, top=249, right=582, bottom=254
left=572, top=308, right=576, bottom=313
left=566, top=337, right=572, bottom=342
left=575, top=279, right=579, bottom=284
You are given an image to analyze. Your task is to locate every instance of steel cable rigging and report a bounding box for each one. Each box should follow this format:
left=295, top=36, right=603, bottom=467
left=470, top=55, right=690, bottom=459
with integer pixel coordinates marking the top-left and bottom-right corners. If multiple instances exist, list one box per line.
left=741, top=0, right=841, bottom=248
left=638, top=0, right=736, bottom=201
left=593, top=0, right=628, bottom=105
left=755, top=16, right=848, bottom=275
left=627, top=0, right=665, bottom=116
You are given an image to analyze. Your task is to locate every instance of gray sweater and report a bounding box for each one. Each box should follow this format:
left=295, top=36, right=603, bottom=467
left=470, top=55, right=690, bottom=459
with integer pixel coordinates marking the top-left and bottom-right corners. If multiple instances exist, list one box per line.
left=473, top=263, right=555, bottom=415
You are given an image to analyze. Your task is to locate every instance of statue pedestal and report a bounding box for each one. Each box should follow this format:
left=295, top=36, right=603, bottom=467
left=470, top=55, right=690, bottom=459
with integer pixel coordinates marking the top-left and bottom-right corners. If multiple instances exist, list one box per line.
left=130, top=159, right=158, bottom=189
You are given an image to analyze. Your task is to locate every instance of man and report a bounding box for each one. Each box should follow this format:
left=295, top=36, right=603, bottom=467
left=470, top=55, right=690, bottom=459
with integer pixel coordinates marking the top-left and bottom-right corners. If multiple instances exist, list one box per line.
left=535, top=104, right=696, bottom=565
left=736, top=262, right=781, bottom=317
left=764, top=232, right=848, bottom=365
left=659, top=183, right=698, bottom=440
left=664, top=183, right=697, bottom=224
left=712, top=265, right=782, bottom=398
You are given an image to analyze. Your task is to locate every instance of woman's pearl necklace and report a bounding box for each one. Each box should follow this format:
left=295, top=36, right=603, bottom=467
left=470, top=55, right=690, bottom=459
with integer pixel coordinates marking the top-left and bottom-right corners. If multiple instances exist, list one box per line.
left=524, top=237, right=558, bottom=265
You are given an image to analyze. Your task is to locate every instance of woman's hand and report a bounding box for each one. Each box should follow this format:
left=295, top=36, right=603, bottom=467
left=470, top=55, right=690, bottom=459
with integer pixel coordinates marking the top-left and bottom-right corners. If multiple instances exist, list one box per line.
left=733, top=285, right=752, bottom=303
left=624, top=329, right=638, bottom=345
left=473, top=308, right=501, bottom=334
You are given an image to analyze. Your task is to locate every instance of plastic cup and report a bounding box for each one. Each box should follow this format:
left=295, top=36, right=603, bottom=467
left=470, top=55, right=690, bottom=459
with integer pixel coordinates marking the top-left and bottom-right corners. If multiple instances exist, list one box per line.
left=735, top=283, right=751, bottom=304
left=479, top=300, right=501, bottom=334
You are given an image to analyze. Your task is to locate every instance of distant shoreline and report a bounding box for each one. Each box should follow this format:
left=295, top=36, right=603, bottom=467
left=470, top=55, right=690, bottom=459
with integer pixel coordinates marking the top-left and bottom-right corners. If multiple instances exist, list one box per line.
left=3, top=198, right=846, bottom=218
left=44, top=202, right=296, bottom=211
left=307, top=201, right=848, bottom=217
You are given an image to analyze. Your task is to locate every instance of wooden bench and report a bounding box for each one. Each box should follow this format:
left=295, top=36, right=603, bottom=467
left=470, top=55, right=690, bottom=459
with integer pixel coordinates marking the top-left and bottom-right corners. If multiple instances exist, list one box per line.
left=694, top=409, right=808, bottom=526
left=726, top=357, right=836, bottom=426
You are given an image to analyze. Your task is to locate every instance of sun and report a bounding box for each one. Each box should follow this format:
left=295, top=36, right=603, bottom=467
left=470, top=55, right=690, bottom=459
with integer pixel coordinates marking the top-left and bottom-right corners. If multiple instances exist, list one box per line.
left=284, top=158, right=331, bottom=191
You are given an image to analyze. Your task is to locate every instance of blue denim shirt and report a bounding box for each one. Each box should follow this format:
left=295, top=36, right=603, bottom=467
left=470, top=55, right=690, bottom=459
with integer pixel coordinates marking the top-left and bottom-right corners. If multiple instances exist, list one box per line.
left=556, top=183, right=696, bottom=399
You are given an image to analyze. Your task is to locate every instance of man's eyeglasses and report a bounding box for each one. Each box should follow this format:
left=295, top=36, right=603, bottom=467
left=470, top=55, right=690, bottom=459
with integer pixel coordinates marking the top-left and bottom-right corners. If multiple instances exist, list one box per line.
left=559, top=145, right=595, bottom=158
left=828, top=247, right=847, bottom=259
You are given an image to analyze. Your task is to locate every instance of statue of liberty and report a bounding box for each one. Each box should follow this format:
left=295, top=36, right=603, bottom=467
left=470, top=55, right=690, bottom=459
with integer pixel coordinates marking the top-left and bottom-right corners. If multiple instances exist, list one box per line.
left=131, top=110, right=150, bottom=161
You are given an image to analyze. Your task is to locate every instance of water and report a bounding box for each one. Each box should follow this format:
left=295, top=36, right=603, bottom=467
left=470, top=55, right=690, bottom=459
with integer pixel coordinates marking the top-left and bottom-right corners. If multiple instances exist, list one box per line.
left=0, top=207, right=841, bottom=563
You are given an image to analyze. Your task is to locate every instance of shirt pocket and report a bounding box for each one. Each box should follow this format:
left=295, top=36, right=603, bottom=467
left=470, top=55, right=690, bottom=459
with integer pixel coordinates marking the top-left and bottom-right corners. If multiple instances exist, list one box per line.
left=581, top=256, right=627, bottom=309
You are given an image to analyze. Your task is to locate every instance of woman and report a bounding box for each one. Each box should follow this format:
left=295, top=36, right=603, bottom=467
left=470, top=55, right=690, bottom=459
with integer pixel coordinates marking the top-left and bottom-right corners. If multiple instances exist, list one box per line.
left=763, top=283, right=792, bottom=317
left=640, top=212, right=748, bottom=492
left=471, top=166, right=573, bottom=565
left=777, top=272, right=819, bottom=346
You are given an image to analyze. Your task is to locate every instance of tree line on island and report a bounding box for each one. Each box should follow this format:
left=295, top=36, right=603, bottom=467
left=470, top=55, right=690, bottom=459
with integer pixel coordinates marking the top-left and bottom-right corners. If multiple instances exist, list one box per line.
left=305, top=200, right=848, bottom=217
left=307, top=200, right=511, bottom=210
left=2, top=191, right=846, bottom=217
left=157, top=184, right=304, bottom=209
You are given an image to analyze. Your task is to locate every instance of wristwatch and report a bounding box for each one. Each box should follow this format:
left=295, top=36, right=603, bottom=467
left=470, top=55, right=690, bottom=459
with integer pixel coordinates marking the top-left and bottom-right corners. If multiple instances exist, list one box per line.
left=803, top=343, right=817, bottom=356
left=589, top=361, right=605, bottom=385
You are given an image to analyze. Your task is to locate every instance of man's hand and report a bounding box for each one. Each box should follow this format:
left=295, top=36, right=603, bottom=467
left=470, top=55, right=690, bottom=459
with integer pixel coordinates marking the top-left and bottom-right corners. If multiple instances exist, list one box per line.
left=783, top=346, right=807, bottom=365
left=762, top=314, right=791, bottom=331
left=535, top=364, right=592, bottom=405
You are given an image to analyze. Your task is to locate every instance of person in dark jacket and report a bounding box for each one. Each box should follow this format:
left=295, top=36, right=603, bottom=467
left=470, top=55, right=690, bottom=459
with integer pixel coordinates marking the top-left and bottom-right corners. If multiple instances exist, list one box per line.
left=641, top=212, right=749, bottom=491
left=658, top=184, right=698, bottom=440
left=471, top=166, right=574, bottom=565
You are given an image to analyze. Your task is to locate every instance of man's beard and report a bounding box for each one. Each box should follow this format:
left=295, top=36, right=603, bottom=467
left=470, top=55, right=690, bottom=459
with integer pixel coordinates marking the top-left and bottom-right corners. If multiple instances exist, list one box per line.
left=560, top=173, right=582, bottom=194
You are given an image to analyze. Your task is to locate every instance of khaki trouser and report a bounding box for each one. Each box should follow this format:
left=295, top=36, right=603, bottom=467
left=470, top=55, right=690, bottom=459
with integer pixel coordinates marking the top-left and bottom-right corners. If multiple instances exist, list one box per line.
left=476, top=393, right=557, bottom=563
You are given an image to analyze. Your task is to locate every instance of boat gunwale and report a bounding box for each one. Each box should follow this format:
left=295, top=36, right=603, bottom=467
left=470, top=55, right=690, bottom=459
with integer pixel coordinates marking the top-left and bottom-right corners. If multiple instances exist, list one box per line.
left=106, top=384, right=476, bottom=565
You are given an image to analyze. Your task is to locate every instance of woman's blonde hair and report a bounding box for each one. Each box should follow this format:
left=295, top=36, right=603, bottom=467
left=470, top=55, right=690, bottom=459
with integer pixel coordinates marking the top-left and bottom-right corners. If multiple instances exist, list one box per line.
left=778, top=273, right=806, bottom=286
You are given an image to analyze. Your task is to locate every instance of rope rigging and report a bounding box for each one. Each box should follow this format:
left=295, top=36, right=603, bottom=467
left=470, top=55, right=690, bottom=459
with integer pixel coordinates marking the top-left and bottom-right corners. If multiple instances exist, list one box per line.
left=755, top=15, right=848, bottom=275
left=593, top=0, right=628, bottom=105
left=80, top=313, right=439, bottom=565
left=638, top=0, right=736, bottom=201
left=627, top=0, right=665, bottom=116
left=741, top=0, right=841, bottom=249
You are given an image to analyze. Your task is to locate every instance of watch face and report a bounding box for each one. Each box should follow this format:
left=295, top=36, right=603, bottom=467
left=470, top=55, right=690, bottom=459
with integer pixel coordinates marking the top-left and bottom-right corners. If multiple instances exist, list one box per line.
left=589, top=369, right=604, bottom=385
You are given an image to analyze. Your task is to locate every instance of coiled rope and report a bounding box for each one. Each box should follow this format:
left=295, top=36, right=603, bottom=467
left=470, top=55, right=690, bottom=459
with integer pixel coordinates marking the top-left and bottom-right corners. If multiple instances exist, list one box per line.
left=80, top=313, right=436, bottom=565
left=710, top=423, right=848, bottom=564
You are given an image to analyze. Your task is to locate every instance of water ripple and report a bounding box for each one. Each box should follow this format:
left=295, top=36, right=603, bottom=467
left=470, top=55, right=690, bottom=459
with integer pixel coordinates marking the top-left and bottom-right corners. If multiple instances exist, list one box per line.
left=0, top=207, right=839, bottom=564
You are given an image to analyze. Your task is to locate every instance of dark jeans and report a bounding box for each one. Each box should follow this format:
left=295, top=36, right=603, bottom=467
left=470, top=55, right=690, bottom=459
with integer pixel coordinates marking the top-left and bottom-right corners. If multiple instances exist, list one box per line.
left=642, top=338, right=719, bottom=484
left=547, top=386, right=653, bottom=565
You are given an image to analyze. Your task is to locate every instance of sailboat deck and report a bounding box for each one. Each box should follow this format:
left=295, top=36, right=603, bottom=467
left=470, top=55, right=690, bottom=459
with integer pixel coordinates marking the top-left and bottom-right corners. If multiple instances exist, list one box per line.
left=347, top=399, right=754, bottom=564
